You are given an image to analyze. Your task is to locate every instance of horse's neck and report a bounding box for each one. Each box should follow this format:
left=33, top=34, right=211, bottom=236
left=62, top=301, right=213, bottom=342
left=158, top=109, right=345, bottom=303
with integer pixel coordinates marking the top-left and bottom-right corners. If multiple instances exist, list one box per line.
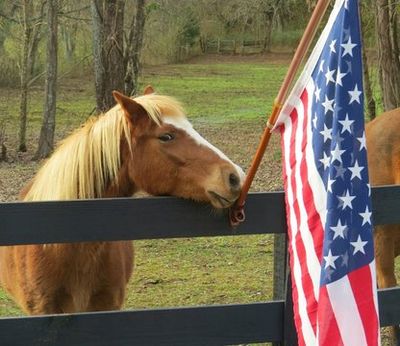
left=103, top=161, right=136, bottom=198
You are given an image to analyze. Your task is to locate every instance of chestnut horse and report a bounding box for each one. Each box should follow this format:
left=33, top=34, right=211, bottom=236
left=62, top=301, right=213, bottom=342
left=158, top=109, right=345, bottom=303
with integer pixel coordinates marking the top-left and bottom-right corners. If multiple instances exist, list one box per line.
left=0, top=87, right=244, bottom=315
left=366, top=108, right=400, bottom=343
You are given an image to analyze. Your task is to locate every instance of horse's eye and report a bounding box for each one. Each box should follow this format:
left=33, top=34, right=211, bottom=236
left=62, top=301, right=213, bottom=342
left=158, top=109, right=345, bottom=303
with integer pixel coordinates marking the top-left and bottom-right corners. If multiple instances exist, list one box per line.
left=158, top=133, right=175, bottom=142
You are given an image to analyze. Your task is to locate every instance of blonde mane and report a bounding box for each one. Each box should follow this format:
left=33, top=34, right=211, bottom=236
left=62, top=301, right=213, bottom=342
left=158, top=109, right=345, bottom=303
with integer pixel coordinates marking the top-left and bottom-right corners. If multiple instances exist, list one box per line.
left=24, top=94, right=185, bottom=201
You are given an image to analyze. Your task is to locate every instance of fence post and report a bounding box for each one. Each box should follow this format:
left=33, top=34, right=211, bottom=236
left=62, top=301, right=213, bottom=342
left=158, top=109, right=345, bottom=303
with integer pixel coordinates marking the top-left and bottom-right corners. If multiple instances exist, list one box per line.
left=217, top=38, right=220, bottom=54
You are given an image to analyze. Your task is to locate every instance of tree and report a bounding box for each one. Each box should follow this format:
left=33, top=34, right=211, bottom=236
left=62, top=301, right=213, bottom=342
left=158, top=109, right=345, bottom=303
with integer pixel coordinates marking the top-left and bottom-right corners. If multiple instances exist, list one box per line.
left=35, top=0, right=58, bottom=159
left=375, top=0, right=400, bottom=111
left=91, top=0, right=125, bottom=113
left=124, top=0, right=146, bottom=96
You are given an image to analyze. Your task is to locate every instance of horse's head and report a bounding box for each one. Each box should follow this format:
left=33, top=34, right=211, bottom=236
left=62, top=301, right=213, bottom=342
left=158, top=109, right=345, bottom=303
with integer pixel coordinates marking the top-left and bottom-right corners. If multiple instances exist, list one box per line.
left=113, top=88, right=244, bottom=209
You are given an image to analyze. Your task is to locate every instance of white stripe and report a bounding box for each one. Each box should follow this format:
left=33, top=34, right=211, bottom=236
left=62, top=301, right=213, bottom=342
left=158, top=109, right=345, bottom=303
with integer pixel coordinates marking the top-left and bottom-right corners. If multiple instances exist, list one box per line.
left=326, top=275, right=368, bottom=346
left=292, top=82, right=322, bottom=300
left=283, top=115, right=317, bottom=345
left=274, top=0, right=346, bottom=130
left=370, top=260, right=381, bottom=344
left=163, top=116, right=245, bottom=179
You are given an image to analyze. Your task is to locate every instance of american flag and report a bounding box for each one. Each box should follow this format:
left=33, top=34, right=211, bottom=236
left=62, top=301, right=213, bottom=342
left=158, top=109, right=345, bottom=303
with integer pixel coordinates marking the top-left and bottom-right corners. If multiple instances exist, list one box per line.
left=274, top=0, right=380, bottom=345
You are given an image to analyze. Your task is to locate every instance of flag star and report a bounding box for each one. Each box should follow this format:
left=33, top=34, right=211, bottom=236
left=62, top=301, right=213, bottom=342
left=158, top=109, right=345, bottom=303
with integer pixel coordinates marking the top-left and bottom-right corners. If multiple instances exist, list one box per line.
left=312, top=114, right=318, bottom=128
left=359, top=205, right=372, bottom=226
left=327, top=177, right=335, bottom=192
left=357, top=131, right=366, bottom=150
left=344, top=0, right=349, bottom=9
left=319, top=59, right=325, bottom=73
left=367, top=183, right=371, bottom=197
left=335, top=67, right=347, bottom=86
left=319, top=152, right=331, bottom=170
left=345, top=60, right=352, bottom=74
left=320, top=124, right=332, bottom=142
left=314, top=86, right=321, bottom=101
left=348, top=84, right=362, bottom=104
left=349, top=160, right=364, bottom=180
left=341, top=36, right=357, bottom=57
left=325, top=67, right=336, bottom=85
left=339, top=113, right=354, bottom=134
left=338, top=189, right=355, bottom=210
left=334, top=164, right=346, bottom=179
left=322, top=95, right=334, bottom=114
left=324, top=250, right=340, bottom=269
left=350, top=235, right=368, bottom=255
left=342, top=251, right=349, bottom=267
left=329, top=39, right=337, bottom=53
left=330, top=143, right=345, bottom=164
left=330, top=219, right=347, bottom=239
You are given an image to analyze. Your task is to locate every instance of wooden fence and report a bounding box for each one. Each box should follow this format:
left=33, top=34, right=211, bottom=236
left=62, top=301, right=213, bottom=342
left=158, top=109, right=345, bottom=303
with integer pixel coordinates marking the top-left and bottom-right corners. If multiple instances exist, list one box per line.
left=1, top=185, right=400, bottom=345
left=204, top=39, right=265, bottom=55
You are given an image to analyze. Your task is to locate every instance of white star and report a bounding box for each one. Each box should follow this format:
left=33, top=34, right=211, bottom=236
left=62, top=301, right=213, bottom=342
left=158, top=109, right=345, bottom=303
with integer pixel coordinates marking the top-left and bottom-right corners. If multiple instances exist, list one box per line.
left=325, top=67, right=336, bottom=85
left=335, top=67, right=347, bottom=86
left=350, top=235, right=368, bottom=255
left=327, top=177, right=335, bottom=193
left=348, top=84, right=362, bottom=104
left=330, top=143, right=345, bottom=164
left=338, top=189, right=356, bottom=210
left=359, top=205, right=372, bottom=226
left=319, top=152, right=331, bottom=170
left=367, top=183, right=371, bottom=197
left=312, top=114, right=318, bottom=128
left=348, top=160, right=364, bottom=180
left=320, top=124, right=332, bottom=142
left=324, top=250, right=340, bottom=269
left=319, top=60, right=325, bottom=73
left=314, top=86, right=321, bottom=102
left=339, top=113, right=354, bottom=134
left=341, top=36, right=357, bottom=57
left=344, top=0, right=349, bottom=9
left=329, top=39, right=337, bottom=53
left=357, top=132, right=366, bottom=150
left=331, top=219, right=347, bottom=239
left=322, top=95, right=334, bottom=114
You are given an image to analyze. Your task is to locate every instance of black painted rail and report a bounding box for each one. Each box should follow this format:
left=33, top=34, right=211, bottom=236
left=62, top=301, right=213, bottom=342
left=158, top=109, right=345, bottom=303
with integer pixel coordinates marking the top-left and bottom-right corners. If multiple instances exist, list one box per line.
left=0, top=185, right=399, bottom=345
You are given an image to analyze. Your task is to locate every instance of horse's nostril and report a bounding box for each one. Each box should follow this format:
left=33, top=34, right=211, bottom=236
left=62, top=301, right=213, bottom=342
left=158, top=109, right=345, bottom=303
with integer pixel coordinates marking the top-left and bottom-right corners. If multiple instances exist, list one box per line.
left=229, top=173, right=240, bottom=190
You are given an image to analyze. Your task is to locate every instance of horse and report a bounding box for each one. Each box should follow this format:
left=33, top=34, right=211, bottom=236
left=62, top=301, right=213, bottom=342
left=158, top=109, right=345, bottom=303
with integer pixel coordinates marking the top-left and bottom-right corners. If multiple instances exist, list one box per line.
left=0, top=86, right=244, bottom=315
left=366, top=107, right=400, bottom=343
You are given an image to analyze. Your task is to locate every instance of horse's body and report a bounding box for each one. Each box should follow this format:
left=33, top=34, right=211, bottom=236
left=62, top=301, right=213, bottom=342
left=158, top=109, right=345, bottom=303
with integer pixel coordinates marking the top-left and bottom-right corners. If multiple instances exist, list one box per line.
left=0, top=88, right=244, bottom=314
left=366, top=108, right=400, bottom=342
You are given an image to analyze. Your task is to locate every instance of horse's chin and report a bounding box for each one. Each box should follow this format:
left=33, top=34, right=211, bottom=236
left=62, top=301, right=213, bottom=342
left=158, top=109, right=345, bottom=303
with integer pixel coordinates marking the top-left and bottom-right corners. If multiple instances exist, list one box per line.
left=207, top=190, right=237, bottom=209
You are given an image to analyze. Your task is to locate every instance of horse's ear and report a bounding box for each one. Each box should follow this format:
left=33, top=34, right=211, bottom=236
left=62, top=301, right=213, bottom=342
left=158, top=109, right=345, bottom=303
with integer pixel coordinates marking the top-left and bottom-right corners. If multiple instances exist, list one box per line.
left=143, top=85, right=155, bottom=95
left=113, top=90, right=145, bottom=124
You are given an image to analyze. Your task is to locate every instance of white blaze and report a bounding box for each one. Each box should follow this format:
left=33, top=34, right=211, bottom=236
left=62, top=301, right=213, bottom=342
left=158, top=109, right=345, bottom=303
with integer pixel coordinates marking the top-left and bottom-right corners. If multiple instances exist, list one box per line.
left=163, top=117, right=245, bottom=180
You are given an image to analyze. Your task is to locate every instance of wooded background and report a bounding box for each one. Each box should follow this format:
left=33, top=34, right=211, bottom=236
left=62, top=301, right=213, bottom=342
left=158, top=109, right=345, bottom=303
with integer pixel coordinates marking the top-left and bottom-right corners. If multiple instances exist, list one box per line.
left=0, top=0, right=398, bottom=160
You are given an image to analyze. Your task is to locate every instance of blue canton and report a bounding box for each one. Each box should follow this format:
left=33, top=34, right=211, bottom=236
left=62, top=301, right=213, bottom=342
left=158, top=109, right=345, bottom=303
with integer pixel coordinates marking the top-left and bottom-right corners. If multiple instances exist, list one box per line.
left=310, top=0, right=374, bottom=285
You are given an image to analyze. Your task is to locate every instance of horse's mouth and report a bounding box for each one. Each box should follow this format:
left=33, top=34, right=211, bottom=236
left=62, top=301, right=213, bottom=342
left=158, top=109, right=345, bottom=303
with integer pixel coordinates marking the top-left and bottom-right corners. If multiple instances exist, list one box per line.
left=207, top=191, right=236, bottom=208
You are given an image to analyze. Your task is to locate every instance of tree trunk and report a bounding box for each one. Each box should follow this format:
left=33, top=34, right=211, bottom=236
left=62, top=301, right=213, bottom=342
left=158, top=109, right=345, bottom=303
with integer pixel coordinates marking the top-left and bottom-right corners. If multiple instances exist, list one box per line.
left=18, top=0, right=32, bottom=152
left=262, top=8, right=274, bottom=53
left=376, top=0, right=400, bottom=111
left=35, top=0, right=58, bottom=160
left=91, top=0, right=125, bottom=113
left=124, top=0, right=146, bottom=96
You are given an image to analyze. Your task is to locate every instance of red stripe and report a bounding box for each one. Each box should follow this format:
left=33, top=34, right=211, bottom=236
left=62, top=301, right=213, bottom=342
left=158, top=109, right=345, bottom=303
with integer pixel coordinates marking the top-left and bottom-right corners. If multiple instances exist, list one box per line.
left=298, top=89, right=324, bottom=262
left=281, top=123, right=307, bottom=346
left=318, top=286, right=344, bottom=345
left=348, top=265, right=380, bottom=345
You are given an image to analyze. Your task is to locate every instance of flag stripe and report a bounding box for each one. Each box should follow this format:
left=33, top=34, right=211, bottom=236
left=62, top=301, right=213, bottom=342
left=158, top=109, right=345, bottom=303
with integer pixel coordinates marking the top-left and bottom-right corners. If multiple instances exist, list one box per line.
left=348, top=265, right=379, bottom=345
left=317, top=286, right=344, bottom=346
left=326, top=276, right=368, bottom=345
left=282, top=116, right=317, bottom=346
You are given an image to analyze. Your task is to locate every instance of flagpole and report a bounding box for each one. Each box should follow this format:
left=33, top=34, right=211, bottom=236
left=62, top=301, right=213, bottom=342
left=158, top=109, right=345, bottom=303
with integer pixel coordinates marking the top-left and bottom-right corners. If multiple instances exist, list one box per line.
left=230, top=0, right=332, bottom=227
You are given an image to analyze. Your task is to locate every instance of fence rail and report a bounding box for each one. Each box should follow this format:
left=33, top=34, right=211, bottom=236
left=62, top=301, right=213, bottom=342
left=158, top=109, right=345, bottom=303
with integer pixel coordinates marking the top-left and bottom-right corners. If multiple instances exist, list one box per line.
left=0, top=185, right=400, bottom=345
